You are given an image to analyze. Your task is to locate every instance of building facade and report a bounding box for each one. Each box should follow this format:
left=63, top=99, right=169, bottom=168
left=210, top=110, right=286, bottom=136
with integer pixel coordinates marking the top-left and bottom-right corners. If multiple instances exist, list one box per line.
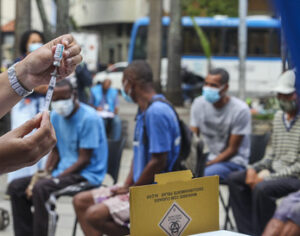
left=69, top=0, right=149, bottom=65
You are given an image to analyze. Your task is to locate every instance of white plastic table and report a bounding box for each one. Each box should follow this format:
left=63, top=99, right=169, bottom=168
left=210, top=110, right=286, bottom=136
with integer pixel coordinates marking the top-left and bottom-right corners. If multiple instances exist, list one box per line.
left=190, top=230, right=249, bottom=236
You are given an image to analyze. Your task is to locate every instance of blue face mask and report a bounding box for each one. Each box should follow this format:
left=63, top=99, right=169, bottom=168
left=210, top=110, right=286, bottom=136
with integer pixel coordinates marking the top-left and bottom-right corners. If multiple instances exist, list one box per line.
left=29, top=43, right=43, bottom=52
left=202, top=86, right=222, bottom=103
left=121, top=80, right=134, bottom=103
left=121, top=88, right=134, bottom=103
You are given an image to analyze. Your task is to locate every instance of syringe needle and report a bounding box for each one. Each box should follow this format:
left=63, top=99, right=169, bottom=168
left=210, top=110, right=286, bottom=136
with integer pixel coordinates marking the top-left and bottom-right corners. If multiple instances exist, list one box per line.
left=43, top=74, right=57, bottom=111
left=43, top=44, right=64, bottom=111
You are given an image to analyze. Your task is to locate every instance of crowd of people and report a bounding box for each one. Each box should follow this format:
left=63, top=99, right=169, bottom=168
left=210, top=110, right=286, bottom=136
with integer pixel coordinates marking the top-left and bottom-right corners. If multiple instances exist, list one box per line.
left=1, top=30, right=300, bottom=236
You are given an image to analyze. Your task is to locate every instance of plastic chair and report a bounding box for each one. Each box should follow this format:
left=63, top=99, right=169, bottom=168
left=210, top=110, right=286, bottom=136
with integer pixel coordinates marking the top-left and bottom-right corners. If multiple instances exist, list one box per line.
left=219, top=132, right=271, bottom=230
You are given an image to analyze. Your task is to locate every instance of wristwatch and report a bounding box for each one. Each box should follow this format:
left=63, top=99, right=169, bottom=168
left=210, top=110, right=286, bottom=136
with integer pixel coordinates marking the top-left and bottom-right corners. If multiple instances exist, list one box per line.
left=8, top=63, right=34, bottom=97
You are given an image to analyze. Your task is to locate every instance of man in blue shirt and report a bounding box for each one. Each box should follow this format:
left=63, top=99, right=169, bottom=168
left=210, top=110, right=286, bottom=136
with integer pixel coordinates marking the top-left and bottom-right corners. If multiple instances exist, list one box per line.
left=8, top=79, right=108, bottom=236
left=73, top=60, right=181, bottom=236
left=91, top=79, right=122, bottom=141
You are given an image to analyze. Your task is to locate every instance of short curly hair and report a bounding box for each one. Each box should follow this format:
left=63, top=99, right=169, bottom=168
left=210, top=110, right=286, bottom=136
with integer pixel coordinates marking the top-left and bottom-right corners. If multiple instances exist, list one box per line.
left=125, top=60, right=153, bottom=85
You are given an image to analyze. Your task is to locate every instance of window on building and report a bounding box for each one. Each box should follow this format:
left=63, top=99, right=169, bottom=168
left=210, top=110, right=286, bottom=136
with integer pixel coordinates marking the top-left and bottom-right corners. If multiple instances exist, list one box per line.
left=117, top=24, right=123, bottom=37
left=118, top=43, right=122, bottom=61
left=127, top=24, right=133, bottom=37
left=109, top=48, right=115, bottom=64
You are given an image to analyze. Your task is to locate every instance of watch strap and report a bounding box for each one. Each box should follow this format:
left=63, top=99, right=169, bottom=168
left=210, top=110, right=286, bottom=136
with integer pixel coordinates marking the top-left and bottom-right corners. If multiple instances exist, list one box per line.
left=8, top=63, right=34, bottom=97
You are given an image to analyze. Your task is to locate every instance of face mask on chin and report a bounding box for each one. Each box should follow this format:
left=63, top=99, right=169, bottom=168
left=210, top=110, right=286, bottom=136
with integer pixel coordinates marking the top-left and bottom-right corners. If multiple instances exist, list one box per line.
left=121, top=80, right=134, bottom=103
left=51, top=97, right=74, bottom=117
left=202, top=86, right=223, bottom=103
left=278, top=98, right=297, bottom=113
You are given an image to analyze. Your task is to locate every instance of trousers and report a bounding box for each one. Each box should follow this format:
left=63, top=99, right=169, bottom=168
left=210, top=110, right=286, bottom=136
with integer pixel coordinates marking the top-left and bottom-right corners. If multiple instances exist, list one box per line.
left=228, top=170, right=300, bottom=236
left=8, top=174, right=85, bottom=236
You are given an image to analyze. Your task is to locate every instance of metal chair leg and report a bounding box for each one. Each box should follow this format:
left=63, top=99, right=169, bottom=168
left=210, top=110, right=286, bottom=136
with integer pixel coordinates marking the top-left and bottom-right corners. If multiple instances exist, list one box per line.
left=219, top=191, right=234, bottom=230
left=72, top=217, right=78, bottom=236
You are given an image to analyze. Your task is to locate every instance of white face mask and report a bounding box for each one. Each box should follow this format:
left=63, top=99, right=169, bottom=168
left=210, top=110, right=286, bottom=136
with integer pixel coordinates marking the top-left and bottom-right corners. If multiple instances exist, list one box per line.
left=51, top=97, right=74, bottom=117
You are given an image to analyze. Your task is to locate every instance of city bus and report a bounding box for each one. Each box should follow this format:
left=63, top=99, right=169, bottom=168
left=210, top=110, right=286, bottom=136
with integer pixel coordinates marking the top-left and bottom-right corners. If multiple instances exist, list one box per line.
left=128, top=16, right=282, bottom=96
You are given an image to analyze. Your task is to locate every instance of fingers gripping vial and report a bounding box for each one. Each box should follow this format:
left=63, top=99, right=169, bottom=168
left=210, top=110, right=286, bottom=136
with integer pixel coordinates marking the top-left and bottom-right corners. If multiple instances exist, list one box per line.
left=44, top=44, right=64, bottom=111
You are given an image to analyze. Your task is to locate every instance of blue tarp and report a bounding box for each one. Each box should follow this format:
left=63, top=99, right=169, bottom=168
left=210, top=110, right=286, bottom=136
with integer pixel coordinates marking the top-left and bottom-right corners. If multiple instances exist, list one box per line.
left=274, top=0, right=300, bottom=94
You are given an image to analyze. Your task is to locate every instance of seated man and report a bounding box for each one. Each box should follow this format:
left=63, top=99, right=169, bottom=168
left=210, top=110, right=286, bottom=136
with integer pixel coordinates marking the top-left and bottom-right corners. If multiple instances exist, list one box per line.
left=8, top=79, right=108, bottom=236
left=90, top=78, right=121, bottom=141
left=190, top=68, right=251, bottom=180
left=228, top=70, right=300, bottom=236
left=263, top=190, right=300, bottom=236
left=73, top=60, right=181, bottom=236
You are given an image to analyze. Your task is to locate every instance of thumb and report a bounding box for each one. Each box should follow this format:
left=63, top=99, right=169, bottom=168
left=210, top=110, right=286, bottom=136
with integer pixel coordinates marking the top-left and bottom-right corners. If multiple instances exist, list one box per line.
left=12, top=113, right=43, bottom=138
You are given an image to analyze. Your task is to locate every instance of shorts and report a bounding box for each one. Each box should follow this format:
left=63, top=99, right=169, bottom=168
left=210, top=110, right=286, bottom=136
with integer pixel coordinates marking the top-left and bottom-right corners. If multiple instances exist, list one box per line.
left=92, top=186, right=130, bottom=228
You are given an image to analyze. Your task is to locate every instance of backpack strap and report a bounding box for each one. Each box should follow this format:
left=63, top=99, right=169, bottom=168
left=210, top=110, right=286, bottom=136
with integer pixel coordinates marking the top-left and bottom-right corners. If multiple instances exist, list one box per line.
left=142, top=96, right=180, bottom=150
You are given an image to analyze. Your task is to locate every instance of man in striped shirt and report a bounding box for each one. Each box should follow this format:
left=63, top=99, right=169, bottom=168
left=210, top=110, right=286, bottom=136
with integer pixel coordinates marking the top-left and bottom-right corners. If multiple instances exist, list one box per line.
left=228, top=70, right=300, bottom=236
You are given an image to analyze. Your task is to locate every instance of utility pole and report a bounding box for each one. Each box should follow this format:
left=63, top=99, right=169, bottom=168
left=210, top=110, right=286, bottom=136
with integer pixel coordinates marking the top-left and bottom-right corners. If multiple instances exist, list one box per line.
left=166, top=0, right=182, bottom=106
left=56, top=0, right=69, bottom=36
left=15, top=0, right=31, bottom=58
left=147, top=0, right=162, bottom=93
left=238, top=0, right=248, bottom=100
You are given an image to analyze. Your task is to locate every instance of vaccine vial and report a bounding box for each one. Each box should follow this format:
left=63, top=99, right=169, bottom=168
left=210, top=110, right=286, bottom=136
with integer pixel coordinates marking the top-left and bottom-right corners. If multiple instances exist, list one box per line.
left=53, top=44, right=64, bottom=67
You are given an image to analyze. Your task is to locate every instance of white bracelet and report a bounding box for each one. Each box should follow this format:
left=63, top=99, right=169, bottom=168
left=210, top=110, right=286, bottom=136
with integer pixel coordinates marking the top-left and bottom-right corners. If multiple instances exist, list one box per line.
left=8, top=63, right=33, bottom=97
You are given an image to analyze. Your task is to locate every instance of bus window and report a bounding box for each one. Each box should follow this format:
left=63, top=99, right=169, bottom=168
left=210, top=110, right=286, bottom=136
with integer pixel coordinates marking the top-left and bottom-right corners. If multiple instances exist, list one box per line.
left=224, top=28, right=238, bottom=56
left=248, top=28, right=280, bottom=57
left=133, top=26, right=168, bottom=60
left=182, top=27, right=222, bottom=56
left=133, top=26, right=147, bottom=60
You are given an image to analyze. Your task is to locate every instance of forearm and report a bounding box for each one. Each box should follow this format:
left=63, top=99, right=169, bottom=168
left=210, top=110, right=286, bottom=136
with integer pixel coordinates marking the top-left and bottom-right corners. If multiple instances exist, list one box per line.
left=134, top=158, right=166, bottom=186
left=0, top=139, right=33, bottom=173
left=249, top=156, right=273, bottom=172
left=45, top=149, right=59, bottom=172
left=124, top=160, right=134, bottom=187
left=211, top=146, right=238, bottom=164
left=58, top=159, right=89, bottom=177
left=265, top=162, right=300, bottom=180
left=0, top=71, right=23, bottom=118
left=34, top=85, right=48, bottom=94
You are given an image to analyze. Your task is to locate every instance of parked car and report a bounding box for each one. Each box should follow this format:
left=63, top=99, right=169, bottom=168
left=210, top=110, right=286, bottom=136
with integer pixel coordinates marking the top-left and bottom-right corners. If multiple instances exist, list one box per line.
left=93, top=62, right=128, bottom=90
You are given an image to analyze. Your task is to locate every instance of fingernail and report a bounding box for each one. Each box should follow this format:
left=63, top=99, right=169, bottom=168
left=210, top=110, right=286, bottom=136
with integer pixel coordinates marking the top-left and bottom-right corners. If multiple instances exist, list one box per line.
left=62, top=39, right=69, bottom=46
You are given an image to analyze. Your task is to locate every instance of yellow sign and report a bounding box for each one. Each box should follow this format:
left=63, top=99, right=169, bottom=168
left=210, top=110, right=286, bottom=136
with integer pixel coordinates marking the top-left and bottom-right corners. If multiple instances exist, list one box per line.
left=130, top=170, right=219, bottom=236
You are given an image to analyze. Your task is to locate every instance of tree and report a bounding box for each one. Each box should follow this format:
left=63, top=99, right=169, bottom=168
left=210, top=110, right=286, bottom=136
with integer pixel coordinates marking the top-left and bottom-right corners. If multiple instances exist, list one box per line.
left=166, top=0, right=182, bottom=106
left=14, top=0, right=31, bottom=58
left=36, top=0, right=70, bottom=41
left=56, top=0, right=70, bottom=36
left=147, top=0, right=162, bottom=93
left=182, top=0, right=238, bottom=17
left=36, top=0, right=54, bottom=41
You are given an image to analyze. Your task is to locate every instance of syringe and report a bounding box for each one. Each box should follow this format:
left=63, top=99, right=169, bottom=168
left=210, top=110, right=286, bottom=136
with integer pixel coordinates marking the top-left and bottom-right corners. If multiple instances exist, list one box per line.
left=43, top=44, right=64, bottom=111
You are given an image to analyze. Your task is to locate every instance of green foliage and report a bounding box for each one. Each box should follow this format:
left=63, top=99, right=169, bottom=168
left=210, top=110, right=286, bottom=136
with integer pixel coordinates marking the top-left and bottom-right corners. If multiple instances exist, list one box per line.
left=182, top=0, right=238, bottom=17
left=252, top=113, right=274, bottom=121
left=191, top=17, right=211, bottom=60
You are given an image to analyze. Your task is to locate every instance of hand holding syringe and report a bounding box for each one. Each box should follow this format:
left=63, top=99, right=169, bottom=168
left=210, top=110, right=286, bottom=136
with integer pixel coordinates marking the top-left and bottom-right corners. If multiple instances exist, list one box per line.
left=43, top=44, right=64, bottom=111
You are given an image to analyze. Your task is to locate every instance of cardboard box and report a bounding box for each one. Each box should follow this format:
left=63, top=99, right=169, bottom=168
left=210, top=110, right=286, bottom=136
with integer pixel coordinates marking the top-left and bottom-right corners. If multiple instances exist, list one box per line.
left=130, top=170, right=219, bottom=236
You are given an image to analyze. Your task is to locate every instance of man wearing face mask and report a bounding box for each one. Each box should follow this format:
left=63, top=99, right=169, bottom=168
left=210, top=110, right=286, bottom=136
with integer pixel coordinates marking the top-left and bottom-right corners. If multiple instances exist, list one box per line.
left=90, top=78, right=122, bottom=140
left=190, top=68, right=251, bottom=180
left=227, top=70, right=300, bottom=236
left=72, top=60, right=181, bottom=236
left=8, top=79, right=108, bottom=236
